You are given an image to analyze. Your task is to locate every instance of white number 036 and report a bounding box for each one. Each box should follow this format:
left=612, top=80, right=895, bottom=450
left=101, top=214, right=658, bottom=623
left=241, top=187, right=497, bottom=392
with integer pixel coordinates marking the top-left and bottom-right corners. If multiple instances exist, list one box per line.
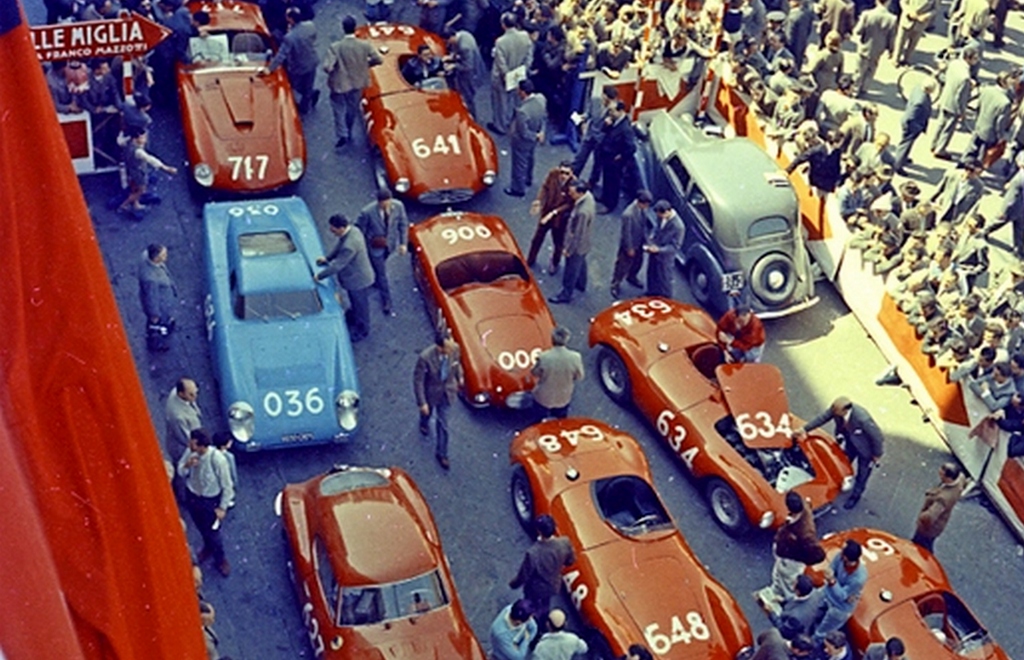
left=644, top=612, right=710, bottom=654
left=263, top=388, right=325, bottom=418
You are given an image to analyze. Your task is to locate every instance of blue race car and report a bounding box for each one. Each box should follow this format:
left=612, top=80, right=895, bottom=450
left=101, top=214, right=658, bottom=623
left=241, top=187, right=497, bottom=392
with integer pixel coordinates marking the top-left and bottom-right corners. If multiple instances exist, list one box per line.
left=203, top=197, right=361, bottom=451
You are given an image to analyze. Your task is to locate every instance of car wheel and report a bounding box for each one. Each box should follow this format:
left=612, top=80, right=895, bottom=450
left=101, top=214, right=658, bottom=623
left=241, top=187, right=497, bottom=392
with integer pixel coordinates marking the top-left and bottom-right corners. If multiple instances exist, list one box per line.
left=750, top=252, right=796, bottom=307
left=510, top=465, right=535, bottom=535
left=596, top=347, right=631, bottom=405
left=687, top=261, right=712, bottom=305
left=705, top=478, right=751, bottom=537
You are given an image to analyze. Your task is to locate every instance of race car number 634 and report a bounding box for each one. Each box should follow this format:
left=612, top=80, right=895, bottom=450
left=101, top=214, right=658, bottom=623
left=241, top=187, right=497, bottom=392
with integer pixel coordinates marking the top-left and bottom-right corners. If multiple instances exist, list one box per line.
left=644, top=612, right=710, bottom=654
left=656, top=410, right=699, bottom=469
left=263, top=388, right=325, bottom=418
left=441, top=224, right=492, bottom=244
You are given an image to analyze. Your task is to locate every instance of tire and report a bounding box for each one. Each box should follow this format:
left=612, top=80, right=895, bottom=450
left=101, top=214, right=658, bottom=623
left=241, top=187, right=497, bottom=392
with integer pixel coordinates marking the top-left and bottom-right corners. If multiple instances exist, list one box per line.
left=705, top=478, right=751, bottom=537
left=687, top=260, right=712, bottom=306
left=510, top=465, right=535, bottom=535
left=596, top=347, right=631, bottom=405
left=749, top=252, right=796, bottom=306
left=897, top=65, right=937, bottom=104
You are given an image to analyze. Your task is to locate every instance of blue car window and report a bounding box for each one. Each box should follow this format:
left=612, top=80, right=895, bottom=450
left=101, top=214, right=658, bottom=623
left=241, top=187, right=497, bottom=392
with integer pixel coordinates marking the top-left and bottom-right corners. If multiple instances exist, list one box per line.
left=235, top=290, right=322, bottom=320
left=239, top=231, right=297, bottom=257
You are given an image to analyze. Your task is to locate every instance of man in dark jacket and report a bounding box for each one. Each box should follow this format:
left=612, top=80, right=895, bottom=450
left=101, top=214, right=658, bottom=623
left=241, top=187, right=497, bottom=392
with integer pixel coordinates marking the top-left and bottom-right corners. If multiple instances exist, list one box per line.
left=549, top=181, right=595, bottom=304
left=509, top=514, right=574, bottom=627
left=644, top=200, right=684, bottom=298
left=413, top=333, right=463, bottom=470
left=893, top=80, right=934, bottom=174
left=315, top=214, right=375, bottom=341
left=610, top=190, right=654, bottom=298
left=355, top=189, right=409, bottom=317
left=138, top=243, right=179, bottom=350
left=266, top=6, right=320, bottom=113
left=505, top=80, right=548, bottom=197
left=770, top=493, right=825, bottom=600
left=796, top=396, right=885, bottom=509
left=594, top=100, right=636, bottom=214
left=911, top=462, right=966, bottom=552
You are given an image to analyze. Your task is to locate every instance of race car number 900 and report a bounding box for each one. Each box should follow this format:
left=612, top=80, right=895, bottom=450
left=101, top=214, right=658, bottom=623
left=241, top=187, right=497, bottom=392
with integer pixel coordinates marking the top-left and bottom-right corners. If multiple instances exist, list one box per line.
left=263, top=388, right=325, bottom=418
left=537, top=424, right=604, bottom=454
left=440, top=224, right=492, bottom=244
left=497, top=348, right=541, bottom=371
left=644, top=612, right=711, bottom=654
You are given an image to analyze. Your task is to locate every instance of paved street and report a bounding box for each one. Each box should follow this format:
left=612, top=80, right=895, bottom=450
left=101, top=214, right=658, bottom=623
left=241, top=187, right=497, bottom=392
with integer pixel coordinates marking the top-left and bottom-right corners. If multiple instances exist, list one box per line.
left=28, top=0, right=1024, bottom=655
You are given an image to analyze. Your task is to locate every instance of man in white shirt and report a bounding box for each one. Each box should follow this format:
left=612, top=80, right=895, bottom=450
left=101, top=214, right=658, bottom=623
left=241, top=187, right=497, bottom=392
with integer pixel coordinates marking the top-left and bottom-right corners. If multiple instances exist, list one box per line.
left=530, top=609, right=588, bottom=660
left=178, top=428, right=235, bottom=576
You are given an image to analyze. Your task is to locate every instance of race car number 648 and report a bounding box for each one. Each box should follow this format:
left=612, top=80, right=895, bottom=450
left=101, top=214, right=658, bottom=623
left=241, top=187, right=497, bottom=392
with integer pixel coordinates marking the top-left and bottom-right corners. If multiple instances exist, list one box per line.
left=644, top=612, right=710, bottom=654
left=263, top=388, right=325, bottom=418
left=537, top=424, right=604, bottom=453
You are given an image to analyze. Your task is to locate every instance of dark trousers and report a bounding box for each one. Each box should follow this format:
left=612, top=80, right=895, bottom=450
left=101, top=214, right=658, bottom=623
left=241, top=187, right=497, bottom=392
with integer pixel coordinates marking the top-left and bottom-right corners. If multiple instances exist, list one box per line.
left=911, top=531, right=935, bottom=553
left=557, top=253, right=587, bottom=299
left=330, top=89, right=362, bottom=141
left=612, top=248, right=643, bottom=285
left=596, top=153, right=623, bottom=210
left=185, top=489, right=225, bottom=564
left=845, top=443, right=875, bottom=499
left=421, top=401, right=450, bottom=459
left=346, top=286, right=371, bottom=341
left=526, top=218, right=566, bottom=269
left=291, top=69, right=317, bottom=112
left=572, top=131, right=601, bottom=183
left=509, top=140, right=536, bottom=194
left=535, top=402, right=569, bottom=422
left=368, top=249, right=392, bottom=310
left=892, top=124, right=923, bottom=171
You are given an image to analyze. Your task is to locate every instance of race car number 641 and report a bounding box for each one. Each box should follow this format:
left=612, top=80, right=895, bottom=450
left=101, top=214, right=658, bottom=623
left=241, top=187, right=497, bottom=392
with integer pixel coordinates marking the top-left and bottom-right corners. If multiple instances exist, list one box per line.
left=644, top=612, right=710, bottom=654
left=412, top=135, right=462, bottom=158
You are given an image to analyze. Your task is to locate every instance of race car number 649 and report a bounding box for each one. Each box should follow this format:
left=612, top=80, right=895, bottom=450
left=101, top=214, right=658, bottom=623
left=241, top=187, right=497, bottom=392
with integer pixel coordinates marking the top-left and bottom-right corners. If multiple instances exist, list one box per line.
left=644, top=612, right=711, bottom=654
left=263, top=388, right=325, bottom=418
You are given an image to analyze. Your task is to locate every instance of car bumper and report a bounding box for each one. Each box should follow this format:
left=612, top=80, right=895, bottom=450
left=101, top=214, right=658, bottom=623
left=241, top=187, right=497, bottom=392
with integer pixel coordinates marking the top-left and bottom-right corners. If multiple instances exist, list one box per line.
left=755, top=295, right=820, bottom=320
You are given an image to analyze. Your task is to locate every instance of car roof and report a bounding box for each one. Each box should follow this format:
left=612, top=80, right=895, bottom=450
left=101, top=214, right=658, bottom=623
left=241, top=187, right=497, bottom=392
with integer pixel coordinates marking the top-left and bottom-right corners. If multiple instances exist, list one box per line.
left=413, top=212, right=521, bottom=263
left=188, top=0, right=268, bottom=34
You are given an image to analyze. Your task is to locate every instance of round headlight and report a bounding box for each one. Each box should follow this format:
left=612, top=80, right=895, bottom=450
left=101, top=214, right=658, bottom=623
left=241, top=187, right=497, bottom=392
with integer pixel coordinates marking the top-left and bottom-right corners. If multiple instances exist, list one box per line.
left=482, top=170, right=496, bottom=186
left=287, top=157, right=304, bottom=181
left=227, top=401, right=255, bottom=441
left=758, top=511, right=775, bottom=529
left=395, top=177, right=411, bottom=193
left=194, top=163, right=214, bottom=187
left=472, top=392, right=489, bottom=405
left=335, top=390, right=360, bottom=431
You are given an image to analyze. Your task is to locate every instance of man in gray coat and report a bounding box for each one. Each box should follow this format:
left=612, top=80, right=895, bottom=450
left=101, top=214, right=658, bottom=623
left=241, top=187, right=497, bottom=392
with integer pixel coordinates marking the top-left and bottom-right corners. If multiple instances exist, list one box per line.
left=852, top=0, right=896, bottom=97
left=488, top=13, right=533, bottom=135
left=444, top=27, right=485, bottom=119
left=266, top=6, right=319, bottom=113
left=930, top=159, right=984, bottom=225
left=413, top=333, right=463, bottom=469
left=531, top=326, right=584, bottom=420
left=315, top=214, right=375, bottom=341
left=931, top=47, right=979, bottom=158
left=893, top=79, right=934, bottom=173
left=611, top=190, right=654, bottom=298
left=795, top=396, right=885, bottom=509
left=356, top=188, right=408, bottom=316
left=321, top=15, right=383, bottom=147
left=505, top=80, right=547, bottom=197
left=988, top=163, right=1024, bottom=257
left=784, top=0, right=815, bottom=69
left=138, top=243, right=178, bottom=347
left=894, top=0, right=935, bottom=65
left=963, top=70, right=1017, bottom=164
left=644, top=200, right=685, bottom=299
left=549, top=180, right=595, bottom=304
left=165, top=377, right=203, bottom=462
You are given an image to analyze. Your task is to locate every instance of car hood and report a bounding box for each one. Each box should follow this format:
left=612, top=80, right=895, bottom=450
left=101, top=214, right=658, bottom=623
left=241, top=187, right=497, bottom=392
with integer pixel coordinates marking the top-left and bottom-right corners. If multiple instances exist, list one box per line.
left=716, top=363, right=793, bottom=449
left=343, top=608, right=483, bottom=659
left=249, top=332, right=327, bottom=386
left=477, top=314, right=548, bottom=364
left=187, top=68, right=278, bottom=139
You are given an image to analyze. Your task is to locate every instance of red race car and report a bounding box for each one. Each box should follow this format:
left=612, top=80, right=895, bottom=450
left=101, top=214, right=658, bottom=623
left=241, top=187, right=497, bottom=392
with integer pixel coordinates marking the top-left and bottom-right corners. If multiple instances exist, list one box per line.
left=276, top=465, right=485, bottom=659
left=814, top=528, right=1009, bottom=659
left=357, top=23, right=498, bottom=204
left=588, top=297, right=854, bottom=536
left=510, top=418, right=755, bottom=659
left=410, top=211, right=556, bottom=409
left=177, top=1, right=305, bottom=192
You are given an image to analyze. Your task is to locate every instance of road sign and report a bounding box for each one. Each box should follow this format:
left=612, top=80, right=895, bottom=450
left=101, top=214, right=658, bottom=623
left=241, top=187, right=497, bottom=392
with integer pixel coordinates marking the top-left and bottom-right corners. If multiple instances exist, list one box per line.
left=30, top=12, right=170, bottom=62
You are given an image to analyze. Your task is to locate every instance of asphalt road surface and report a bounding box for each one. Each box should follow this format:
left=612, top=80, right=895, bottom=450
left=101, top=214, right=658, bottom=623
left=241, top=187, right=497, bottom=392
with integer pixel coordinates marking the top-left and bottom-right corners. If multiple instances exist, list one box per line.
left=28, top=0, right=1024, bottom=655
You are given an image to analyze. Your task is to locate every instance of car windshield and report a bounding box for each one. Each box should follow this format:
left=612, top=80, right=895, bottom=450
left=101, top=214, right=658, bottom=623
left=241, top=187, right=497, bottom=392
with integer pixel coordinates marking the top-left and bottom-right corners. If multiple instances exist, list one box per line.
left=239, top=231, right=297, bottom=257
left=593, top=476, right=672, bottom=535
left=339, top=569, right=449, bottom=626
left=434, top=250, right=528, bottom=292
left=189, top=30, right=270, bottom=65
left=235, top=290, right=322, bottom=320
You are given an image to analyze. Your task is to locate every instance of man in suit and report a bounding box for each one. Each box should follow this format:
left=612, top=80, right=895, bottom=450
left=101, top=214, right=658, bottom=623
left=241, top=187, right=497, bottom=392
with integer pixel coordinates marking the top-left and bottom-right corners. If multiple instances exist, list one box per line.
left=443, top=27, right=485, bottom=119
left=594, top=100, right=636, bottom=214
left=508, top=515, right=574, bottom=630
left=796, top=396, right=885, bottom=508
left=610, top=190, right=654, bottom=299
left=806, top=30, right=844, bottom=112
left=893, top=79, right=934, bottom=173
left=488, top=13, right=533, bottom=135
left=852, top=0, right=896, bottom=97
left=505, top=80, right=547, bottom=197
left=413, top=332, right=464, bottom=470
left=988, top=163, right=1024, bottom=257
left=963, top=70, right=1017, bottom=165
left=894, top=0, right=935, bottom=65
left=315, top=214, right=376, bottom=341
left=355, top=188, right=408, bottom=317
left=784, top=0, right=815, bottom=68
left=930, top=160, right=984, bottom=225
left=531, top=326, right=584, bottom=420
left=321, top=15, right=383, bottom=147
left=839, top=102, right=879, bottom=159
left=549, top=181, right=595, bottom=304
left=931, top=47, right=979, bottom=159
left=401, top=44, right=443, bottom=86
left=863, top=637, right=906, bottom=660
left=644, top=200, right=685, bottom=299
left=526, top=162, right=575, bottom=274
left=266, top=6, right=319, bottom=113
left=572, top=85, right=619, bottom=185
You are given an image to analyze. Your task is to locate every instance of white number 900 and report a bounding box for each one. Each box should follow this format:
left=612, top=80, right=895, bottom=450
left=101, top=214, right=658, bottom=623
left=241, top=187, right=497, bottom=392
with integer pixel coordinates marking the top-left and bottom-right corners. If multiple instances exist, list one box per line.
left=441, top=224, right=492, bottom=244
left=263, top=388, right=325, bottom=418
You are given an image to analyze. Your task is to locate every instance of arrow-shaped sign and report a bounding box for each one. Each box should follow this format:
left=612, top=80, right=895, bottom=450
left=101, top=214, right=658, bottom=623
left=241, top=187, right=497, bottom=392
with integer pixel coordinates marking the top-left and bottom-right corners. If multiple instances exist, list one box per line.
left=31, top=12, right=171, bottom=62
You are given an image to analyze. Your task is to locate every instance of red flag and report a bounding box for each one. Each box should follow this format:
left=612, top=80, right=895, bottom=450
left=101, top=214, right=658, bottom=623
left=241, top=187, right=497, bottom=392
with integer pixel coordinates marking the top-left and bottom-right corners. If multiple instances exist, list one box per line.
left=0, top=1, right=206, bottom=657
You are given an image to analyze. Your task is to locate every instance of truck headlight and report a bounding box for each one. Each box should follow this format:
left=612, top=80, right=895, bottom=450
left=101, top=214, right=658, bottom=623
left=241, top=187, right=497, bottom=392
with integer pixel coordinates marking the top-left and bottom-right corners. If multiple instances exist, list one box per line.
left=335, top=390, right=359, bottom=431
left=395, top=177, right=410, bottom=193
left=287, top=157, right=304, bottom=181
left=482, top=170, right=496, bottom=186
left=227, top=401, right=255, bottom=441
left=194, top=163, right=214, bottom=187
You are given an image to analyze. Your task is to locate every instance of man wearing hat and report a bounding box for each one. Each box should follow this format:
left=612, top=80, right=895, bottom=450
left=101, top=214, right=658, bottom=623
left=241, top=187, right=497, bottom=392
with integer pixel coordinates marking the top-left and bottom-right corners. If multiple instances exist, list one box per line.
left=530, top=609, right=588, bottom=660
left=611, top=190, right=654, bottom=298
left=644, top=200, right=684, bottom=298
left=893, top=180, right=921, bottom=216
left=930, top=159, right=984, bottom=225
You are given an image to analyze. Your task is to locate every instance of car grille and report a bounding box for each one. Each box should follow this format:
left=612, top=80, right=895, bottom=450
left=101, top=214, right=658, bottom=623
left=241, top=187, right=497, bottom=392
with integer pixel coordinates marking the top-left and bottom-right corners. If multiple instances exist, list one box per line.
left=418, top=188, right=474, bottom=205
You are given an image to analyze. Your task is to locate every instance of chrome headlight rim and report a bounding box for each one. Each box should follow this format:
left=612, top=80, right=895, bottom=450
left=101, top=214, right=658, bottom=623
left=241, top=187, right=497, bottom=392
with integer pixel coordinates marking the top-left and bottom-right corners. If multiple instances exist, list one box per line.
left=482, top=170, right=496, bottom=186
left=287, top=157, right=304, bottom=181
left=394, top=177, right=411, bottom=193
left=335, top=389, right=360, bottom=431
left=227, top=400, right=255, bottom=442
left=194, top=163, right=214, bottom=187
